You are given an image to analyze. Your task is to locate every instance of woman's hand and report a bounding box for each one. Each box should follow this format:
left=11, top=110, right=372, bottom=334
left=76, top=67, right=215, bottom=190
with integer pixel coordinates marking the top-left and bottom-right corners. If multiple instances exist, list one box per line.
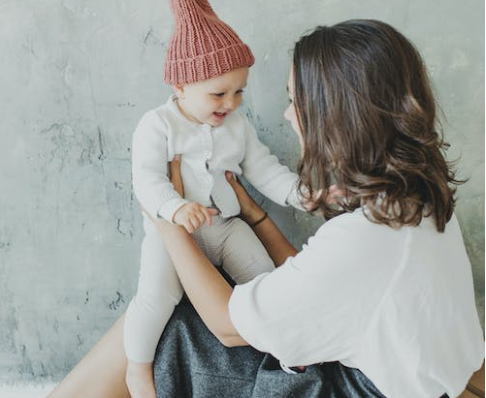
left=142, top=155, right=185, bottom=226
left=168, top=155, right=217, bottom=232
left=224, top=171, right=266, bottom=225
left=169, top=155, right=184, bottom=197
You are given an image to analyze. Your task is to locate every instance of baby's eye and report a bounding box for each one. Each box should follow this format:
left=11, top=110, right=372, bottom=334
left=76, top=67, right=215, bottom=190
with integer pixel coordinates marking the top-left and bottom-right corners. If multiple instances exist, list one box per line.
left=236, top=89, right=244, bottom=94
left=212, top=92, right=225, bottom=97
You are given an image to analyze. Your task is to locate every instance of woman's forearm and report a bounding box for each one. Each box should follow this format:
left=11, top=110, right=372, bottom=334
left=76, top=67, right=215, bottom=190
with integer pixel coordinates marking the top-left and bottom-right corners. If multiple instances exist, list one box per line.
left=154, top=219, right=247, bottom=347
left=247, top=210, right=298, bottom=266
left=224, top=173, right=298, bottom=265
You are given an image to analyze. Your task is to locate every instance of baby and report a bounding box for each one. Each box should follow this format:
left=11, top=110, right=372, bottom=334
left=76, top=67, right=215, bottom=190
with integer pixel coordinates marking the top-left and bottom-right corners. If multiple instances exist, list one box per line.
left=124, top=1, right=303, bottom=397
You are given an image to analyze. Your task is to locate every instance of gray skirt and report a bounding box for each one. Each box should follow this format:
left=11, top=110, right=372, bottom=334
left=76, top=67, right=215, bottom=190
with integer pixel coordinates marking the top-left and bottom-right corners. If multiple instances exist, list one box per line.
left=152, top=296, right=411, bottom=398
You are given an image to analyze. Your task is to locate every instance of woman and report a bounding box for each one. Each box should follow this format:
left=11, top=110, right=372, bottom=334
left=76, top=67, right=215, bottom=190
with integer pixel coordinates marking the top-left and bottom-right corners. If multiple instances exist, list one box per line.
left=48, top=20, right=483, bottom=398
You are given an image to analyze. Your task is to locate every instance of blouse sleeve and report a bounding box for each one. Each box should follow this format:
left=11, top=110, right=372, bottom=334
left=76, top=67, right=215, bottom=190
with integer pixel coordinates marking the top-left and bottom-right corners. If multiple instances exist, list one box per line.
left=228, top=213, right=392, bottom=367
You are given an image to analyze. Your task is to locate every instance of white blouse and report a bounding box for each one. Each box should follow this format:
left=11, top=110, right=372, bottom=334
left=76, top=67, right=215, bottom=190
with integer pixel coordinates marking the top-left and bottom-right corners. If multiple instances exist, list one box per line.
left=132, top=96, right=302, bottom=222
left=229, top=210, right=484, bottom=398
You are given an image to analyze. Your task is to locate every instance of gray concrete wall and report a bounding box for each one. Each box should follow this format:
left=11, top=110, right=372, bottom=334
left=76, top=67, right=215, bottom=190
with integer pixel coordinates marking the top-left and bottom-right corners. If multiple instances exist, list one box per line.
left=1, top=0, right=483, bottom=384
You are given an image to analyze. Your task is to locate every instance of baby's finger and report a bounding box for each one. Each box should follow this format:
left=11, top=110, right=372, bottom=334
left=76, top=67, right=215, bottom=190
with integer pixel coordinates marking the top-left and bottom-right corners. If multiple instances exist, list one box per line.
left=326, top=185, right=346, bottom=204
left=200, top=206, right=215, bottom=227
left=188, top=216, right=201, bottom=233
left=183, top=221, right=194, bottom=234
left=208, top=208, right=219, bottom=216
left=194, top=210, right=207, bottom=227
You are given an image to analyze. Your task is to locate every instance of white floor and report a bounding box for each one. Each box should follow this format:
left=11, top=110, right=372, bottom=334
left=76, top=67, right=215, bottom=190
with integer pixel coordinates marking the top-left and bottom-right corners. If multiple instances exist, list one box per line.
left=0, top=384, right=56, bottom=398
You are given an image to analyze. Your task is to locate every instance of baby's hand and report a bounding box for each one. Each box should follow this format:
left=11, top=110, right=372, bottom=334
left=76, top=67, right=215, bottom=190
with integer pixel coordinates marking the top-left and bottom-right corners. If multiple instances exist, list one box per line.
left=173, top=202, right=218, bottom=234
left=303, top=185, right=347, bottom=211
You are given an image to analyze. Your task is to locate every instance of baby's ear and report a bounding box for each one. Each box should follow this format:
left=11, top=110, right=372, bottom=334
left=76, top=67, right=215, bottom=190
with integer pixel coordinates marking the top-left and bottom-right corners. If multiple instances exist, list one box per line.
left=173, top=84, right=185, bottom=98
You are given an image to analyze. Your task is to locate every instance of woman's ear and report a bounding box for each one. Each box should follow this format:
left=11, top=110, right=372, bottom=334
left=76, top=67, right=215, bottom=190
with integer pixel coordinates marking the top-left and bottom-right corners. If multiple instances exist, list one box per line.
left=173, top=85, right=185, bottom=100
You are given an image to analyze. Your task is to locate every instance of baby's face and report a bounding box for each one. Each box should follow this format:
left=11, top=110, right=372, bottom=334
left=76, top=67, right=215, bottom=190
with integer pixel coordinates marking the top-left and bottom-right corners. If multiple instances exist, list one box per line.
left=175, top=67, right=249, bottom=127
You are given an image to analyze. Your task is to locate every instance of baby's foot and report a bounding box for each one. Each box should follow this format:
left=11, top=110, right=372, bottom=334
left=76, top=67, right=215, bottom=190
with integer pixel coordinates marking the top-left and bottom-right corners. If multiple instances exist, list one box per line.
left=126, top=361, right=157, bottom=398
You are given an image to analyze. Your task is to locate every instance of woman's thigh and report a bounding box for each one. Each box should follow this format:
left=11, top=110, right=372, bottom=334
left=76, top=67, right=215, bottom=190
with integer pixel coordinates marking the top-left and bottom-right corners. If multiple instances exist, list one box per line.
left=153, top=296, right=263, bottom=398
left=152, top=298, right=399, bottom=398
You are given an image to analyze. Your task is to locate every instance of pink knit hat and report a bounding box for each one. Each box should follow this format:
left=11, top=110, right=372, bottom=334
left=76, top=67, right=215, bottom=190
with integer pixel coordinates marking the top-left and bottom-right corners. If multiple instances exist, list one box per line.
left=164, top=0, right=255, bottom=85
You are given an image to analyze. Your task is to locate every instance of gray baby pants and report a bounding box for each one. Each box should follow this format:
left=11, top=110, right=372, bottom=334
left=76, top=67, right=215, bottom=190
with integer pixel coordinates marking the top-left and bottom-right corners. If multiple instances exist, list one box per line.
left=124, top=214, right=275, bottom=363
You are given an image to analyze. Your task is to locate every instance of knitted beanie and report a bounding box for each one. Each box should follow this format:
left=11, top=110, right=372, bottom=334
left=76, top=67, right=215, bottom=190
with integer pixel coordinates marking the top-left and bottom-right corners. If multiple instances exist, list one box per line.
left=164, top=0, right=255, bottom=85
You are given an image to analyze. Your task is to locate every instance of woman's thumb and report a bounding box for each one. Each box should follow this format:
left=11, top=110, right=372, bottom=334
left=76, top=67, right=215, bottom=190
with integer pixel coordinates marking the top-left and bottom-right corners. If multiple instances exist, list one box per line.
left=225, top=171, right=240, bottom=187
left=225, top=171, right=235, bottom=181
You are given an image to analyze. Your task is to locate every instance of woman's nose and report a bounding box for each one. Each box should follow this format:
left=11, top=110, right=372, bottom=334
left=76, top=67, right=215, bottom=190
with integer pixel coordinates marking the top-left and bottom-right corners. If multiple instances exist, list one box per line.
left=284, top=105, right=291, bottom=120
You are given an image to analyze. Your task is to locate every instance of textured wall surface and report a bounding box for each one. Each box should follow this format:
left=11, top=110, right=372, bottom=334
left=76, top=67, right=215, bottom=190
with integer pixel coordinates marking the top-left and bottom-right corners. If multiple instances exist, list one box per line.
left=1, top=0, right=484, bottom=384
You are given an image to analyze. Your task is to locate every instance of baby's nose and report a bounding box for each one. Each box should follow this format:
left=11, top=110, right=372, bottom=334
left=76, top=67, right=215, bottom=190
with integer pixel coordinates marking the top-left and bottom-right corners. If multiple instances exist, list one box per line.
left=224, top=96, right=238, bottom=111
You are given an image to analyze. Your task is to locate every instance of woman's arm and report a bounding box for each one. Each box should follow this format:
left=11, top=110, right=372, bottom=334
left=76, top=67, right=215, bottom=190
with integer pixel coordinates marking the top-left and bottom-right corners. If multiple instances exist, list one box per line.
left=224, top=172, right=298, bottom=265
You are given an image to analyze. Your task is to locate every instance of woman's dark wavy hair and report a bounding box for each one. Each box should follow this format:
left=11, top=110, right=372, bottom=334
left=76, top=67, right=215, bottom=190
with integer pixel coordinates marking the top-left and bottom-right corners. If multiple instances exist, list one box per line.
left=293, top=19, right=461, bottom=232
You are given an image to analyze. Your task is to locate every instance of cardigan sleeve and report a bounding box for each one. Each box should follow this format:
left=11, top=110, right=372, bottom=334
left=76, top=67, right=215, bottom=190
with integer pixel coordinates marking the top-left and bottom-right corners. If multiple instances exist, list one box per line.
left=132, top=111, right=188, bottom=222
left=240, top=116, right=304, bottom=210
